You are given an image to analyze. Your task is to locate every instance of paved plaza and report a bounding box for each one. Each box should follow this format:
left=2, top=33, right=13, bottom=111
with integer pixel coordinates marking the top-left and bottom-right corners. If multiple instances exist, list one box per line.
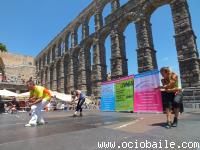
left=0, top=110, right=200, bottom=150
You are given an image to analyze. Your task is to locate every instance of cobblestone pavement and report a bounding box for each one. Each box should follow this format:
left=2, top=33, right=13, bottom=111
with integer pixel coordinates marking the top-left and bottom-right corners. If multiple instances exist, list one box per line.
left=0, top=110, right=199, bottom=150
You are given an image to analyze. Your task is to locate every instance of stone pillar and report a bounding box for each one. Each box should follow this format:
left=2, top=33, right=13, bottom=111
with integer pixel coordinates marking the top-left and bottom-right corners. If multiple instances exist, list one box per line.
left=56, top=61, right=61, bottom=92
left=41, top=70, right=45, bottom=86
left=85, top=47, right=92, bottom=95
left=47, top=51, right=50, bottom=65
left=82, top=23, right=89, bottom=39
left=111, top=0, right=120, bottom=12
left=38, top=71, right=41, bottom=85
left=39, top=59, right=42, bottom=71
left=77, top=53, right=82, bottom=90
left=49, top=65, right=53, bottom=90
left=43, top=56, right=46, bottom=68
left=44, top=67, right=48, bottom=87
left=55, top=47, right=59, bottom=58
left=135, top=17, right=158, bottom=73
left=52, top=47, right=56, bottom=61
left=49, top=50, right=52, bottom=63
left=92, top=39, right=107, bottom=97
left=60, top=58, right=65, bottom=93
left=94, top=11, right=103, bottom=31
left=71, top=30, right=78, bottom=48
left=63, top=54, right=69, bottom=93
left=73, top=53, right=79, bottom=90
left=47, top=66, right=50, bottom=89
left=36, top=61, right=39, bottom=73
left=45, top=55, right=47, bottom=66
left=67, top=54, right=75, bottom=93
left=41, top=59, right=44, bottom=71
left=110, top=27, right=128, bottom=79
left=40, top=59, right=43, bottom=71
left=170, top=0, right=200, bottom=87
left=78, top=47, right=89, bottom=95
left=37, top=71, right=41, bottom=85
left=52, top=63, right=57, bottom=91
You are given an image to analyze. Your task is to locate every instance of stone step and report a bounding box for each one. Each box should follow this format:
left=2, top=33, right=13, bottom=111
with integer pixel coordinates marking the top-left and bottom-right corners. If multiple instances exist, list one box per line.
left=183, top=103, right=200, bottom=109
left=183, top=92, right=194, bottom=96
left=183, top=88, right=200, bottom=91
left=182, top=87, right=200, bottom=109
left=182, top=88, right=200, bottom=98
left=183, top=100, right=200, bottom=103
left=182, top=95, right=200, bottom=100
left=194, top=91, right=200, bottom=95
left=185, top=91, right=200, bottom=94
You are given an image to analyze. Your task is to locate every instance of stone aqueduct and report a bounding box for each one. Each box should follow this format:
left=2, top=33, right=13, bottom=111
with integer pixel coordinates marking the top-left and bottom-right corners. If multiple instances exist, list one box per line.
left=35, top=0, right=200, bottom=98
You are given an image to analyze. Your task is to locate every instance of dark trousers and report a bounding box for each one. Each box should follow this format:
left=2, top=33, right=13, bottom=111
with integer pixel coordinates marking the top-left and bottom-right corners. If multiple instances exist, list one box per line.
left=76, top=98, right=85, bottom=112
left=161, top=91, right=184, bottom=113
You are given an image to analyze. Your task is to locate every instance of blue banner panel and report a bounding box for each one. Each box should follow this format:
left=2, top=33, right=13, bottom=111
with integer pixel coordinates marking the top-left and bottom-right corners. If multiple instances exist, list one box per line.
left=101, top=83, right=115, bottom=111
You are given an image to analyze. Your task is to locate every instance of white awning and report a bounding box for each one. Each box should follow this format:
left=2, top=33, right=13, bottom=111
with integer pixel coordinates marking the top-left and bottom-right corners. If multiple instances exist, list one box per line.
left=0, top=89, right=19, bottom=97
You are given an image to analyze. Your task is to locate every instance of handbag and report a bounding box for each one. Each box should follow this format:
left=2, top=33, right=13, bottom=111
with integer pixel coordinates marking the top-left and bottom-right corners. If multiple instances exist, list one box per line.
left=174, top=91, right=183, bottom=104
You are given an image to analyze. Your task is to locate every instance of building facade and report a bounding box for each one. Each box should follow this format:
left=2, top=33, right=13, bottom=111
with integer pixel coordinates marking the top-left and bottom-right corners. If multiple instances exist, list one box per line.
left=35, top=0, right=200, bottom=101
left=0, top=52, right=36, bottom=92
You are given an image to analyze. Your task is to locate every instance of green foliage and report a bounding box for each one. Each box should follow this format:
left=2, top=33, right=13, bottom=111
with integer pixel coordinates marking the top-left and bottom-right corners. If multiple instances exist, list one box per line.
left=0, top=43, right=7, bottom=52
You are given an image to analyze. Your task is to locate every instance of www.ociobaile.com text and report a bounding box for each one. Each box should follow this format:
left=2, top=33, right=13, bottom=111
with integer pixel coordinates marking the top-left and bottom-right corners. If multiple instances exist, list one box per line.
left=97, top=140, right=200, bottom=149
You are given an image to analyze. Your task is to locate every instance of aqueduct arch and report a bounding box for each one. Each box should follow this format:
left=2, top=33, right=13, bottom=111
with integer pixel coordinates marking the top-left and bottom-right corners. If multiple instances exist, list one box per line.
left=36, top=0, right=200, bottom=99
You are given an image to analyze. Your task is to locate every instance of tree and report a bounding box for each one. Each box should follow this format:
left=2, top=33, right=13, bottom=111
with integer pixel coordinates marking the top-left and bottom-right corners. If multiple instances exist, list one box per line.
left=0, top=43, right=7, bottom=52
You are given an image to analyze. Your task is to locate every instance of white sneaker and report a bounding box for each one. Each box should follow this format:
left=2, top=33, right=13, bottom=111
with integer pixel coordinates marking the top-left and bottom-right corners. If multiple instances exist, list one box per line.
left=24, top=123, right=32, bottom=127
left=24, top=123, right=36, bottom=127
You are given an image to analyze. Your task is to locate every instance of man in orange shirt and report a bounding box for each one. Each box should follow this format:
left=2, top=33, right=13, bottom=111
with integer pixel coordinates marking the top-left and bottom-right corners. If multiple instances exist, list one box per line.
left=25, top=79, right=51, bottom=127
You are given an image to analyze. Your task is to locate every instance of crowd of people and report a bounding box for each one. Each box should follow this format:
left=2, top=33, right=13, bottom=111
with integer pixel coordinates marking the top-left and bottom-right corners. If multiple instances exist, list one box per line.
left=0, top=96, right=20, bottom=114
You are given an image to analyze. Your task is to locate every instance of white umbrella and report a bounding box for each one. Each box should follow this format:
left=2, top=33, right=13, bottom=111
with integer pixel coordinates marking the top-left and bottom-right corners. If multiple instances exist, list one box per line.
left=51, top=91, right=72, bottom=102
left=0, top=89, right=19, bottom=97
left=18, top=92, right=30, bottom=97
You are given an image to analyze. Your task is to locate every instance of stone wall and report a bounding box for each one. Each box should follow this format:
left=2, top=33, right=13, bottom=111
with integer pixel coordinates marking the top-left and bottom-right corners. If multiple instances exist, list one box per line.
left=0, top=82, right=27, bottom=93
left=0, top=52, right=36, bottom=83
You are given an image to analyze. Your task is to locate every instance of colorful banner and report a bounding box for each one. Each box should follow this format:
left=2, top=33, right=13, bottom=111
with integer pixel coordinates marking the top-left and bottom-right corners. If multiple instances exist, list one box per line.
left=100, top=82, right=115, bottom=111
left=115, top=75, right=134, bottom=111
left=134, top=70, right=162, bottom=113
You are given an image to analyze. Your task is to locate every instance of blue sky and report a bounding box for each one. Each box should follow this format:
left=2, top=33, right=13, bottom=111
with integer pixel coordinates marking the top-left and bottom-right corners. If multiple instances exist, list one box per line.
left=0, top=0, right=199, bottom=77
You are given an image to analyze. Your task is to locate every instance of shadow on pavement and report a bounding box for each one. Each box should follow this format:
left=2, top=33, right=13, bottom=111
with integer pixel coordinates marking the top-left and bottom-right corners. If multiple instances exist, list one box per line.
left=151, top=122, right=166, bottom=127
